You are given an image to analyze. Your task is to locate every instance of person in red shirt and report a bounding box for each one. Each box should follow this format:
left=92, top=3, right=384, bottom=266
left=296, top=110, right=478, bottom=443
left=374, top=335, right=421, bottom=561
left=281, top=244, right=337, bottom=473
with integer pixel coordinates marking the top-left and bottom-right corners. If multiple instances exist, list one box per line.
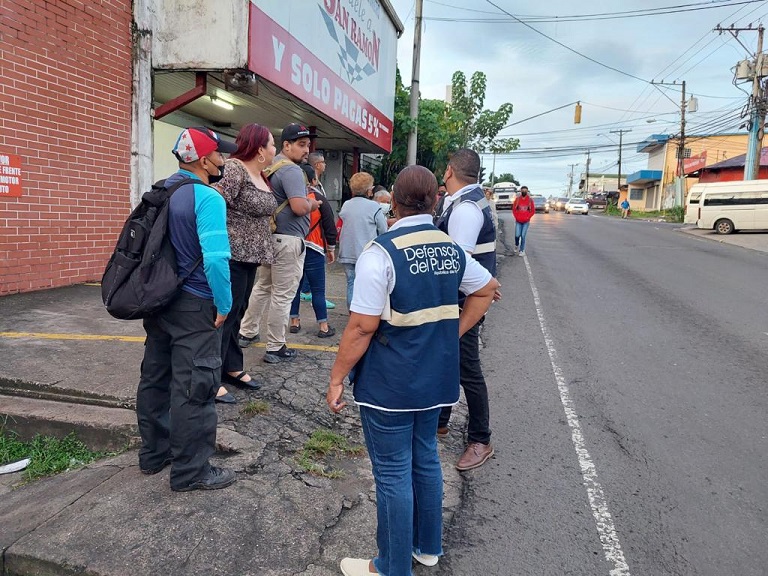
left=511, top=186, right=535, bottom=256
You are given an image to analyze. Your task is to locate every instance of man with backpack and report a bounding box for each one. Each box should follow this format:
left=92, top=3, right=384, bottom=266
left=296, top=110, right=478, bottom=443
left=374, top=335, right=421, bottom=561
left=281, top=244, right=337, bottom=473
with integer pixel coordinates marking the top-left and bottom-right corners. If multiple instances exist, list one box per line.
left=136, top=127, right=237, bottom=492
left=238, top=124, right=321, bottom=362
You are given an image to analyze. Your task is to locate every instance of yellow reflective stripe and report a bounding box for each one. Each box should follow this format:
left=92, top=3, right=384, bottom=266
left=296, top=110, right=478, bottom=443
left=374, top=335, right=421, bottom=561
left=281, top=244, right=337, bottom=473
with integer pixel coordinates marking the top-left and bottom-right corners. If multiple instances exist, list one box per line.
left=474, top=241, right=496, bottom=254
left=388, top=304, right=459, bottom=327
left=391, top=229, right=451, bottom=249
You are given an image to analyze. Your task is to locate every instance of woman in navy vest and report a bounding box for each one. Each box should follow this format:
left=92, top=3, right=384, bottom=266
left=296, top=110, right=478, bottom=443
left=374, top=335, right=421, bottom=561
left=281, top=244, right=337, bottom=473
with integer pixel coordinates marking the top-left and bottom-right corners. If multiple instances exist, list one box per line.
left=326, top=165, right=500, bottom=576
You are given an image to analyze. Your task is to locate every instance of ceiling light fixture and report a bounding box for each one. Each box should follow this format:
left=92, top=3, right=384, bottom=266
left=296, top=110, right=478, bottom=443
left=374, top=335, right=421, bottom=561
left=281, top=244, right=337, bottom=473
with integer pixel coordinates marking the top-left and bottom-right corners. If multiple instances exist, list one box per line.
left=210, top=97, right=234, bottom=111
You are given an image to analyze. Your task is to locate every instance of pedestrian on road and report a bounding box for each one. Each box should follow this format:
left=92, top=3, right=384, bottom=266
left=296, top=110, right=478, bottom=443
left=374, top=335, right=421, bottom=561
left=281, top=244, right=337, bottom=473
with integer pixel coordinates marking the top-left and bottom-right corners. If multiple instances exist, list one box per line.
left=326, top=165, right=499, bottom=576
left=337, top=172, right=388, bottom=311
left=213, top=123, right=278, bottom=403
left=621, top=198, right=630, bottom=219
left=238, top=123, right=322, bottom=363
left=512, top=185, right=535, bottom=256
left=435, top=148, right=499, bottom=471
left=136, top=126, right=237, bottom=492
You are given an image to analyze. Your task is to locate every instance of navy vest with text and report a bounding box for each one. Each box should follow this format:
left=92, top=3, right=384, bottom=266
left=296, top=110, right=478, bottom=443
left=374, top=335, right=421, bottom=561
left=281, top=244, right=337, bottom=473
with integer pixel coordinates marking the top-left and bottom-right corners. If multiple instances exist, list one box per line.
left=434, top=186, right=497, bottom=306
left=351, top=223, right=467, bottom=411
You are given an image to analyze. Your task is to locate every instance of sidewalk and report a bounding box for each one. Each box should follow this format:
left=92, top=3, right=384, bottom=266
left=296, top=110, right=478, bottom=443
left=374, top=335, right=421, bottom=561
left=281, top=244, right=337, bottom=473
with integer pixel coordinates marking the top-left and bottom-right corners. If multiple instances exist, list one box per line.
left=0, top=263, right=468, bottom=575
left=677, top=225, right=768, bottom=254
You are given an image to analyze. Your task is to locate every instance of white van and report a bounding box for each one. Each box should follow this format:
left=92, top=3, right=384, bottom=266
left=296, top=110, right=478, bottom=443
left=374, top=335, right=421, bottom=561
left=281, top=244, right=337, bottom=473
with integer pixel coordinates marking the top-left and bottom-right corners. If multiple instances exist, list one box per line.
left=695, top=180, right=768, bottom=234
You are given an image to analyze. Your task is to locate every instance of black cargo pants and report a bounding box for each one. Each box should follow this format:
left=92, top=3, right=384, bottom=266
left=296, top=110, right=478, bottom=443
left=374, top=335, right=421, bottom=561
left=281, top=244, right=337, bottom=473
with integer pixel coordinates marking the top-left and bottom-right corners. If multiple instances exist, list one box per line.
left=136, top=291, right=221, bottom=489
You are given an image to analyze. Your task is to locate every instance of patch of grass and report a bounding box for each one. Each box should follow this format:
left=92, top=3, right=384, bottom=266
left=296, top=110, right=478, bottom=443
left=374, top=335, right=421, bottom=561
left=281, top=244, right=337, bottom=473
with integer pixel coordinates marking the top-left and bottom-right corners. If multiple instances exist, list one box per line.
left=296, top=428, right=365, bottom=478
left=0, top=431, right=106, bottom=481
left=241, top=400, right=269, bottom=416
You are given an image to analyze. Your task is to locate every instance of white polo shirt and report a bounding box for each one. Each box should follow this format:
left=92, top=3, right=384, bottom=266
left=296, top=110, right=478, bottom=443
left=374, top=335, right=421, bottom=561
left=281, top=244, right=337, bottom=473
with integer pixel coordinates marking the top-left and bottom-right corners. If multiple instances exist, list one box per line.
left=351, top=214, right=492, bottom=316
left=440, top=184, right=485, bottom=254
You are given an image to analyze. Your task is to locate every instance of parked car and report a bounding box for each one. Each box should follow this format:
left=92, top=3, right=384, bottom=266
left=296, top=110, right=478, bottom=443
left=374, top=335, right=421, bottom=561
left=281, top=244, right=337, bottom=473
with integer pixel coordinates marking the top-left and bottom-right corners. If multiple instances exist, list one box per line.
left=532, top=195, right=550, bottom=213
left=492, top=183, right=518, bottom=209
left=553, top=197, right=569, bottom=211
left=586, top=194, right=607, bottom=210
left=565, top=197, right=589, bottom=215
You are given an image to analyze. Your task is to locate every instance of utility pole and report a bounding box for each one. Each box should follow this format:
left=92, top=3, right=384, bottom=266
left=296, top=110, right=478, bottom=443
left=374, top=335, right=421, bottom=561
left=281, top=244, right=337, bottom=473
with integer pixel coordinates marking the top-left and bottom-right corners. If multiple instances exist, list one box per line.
left=406, top=0, right=423, bottom=166
left=717, top=25, right=765, bottom=180
left=584, top=150, right=591, bottom=195
left=651, top=79, right=692, bottom=206
left=610, top=129, right=632, bottom=193
left=678, top=80, right=686, bottom=178
left=567, top=163, right=577, bottom=196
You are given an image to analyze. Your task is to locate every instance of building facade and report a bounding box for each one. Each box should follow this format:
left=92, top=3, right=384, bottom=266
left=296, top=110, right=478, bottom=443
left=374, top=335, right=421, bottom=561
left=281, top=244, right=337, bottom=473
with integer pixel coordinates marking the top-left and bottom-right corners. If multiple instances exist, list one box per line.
left=0, top=0, right=402, bottom=295
left=626, top=133, right=750, bottom=211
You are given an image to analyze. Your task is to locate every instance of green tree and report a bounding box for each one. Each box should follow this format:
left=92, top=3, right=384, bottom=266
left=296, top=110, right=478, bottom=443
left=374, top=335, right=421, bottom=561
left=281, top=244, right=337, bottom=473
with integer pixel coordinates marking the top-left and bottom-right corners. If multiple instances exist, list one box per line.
left=450, top=71, right=519, bottom=154
left=494, top=172, right=519, bottom=185
left=376, top=69, right=462, bottom=188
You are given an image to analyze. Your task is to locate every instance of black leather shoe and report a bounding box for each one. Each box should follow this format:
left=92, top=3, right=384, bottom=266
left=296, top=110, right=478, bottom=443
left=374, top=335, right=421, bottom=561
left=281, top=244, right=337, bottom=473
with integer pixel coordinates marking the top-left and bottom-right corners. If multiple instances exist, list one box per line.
left=171, top=466, right=236, bottom=492
left=215, top=392, right=237, bottom=404
left=223, top=371, right=262, bottom=390
left=140, top=457, right=171, bottom=475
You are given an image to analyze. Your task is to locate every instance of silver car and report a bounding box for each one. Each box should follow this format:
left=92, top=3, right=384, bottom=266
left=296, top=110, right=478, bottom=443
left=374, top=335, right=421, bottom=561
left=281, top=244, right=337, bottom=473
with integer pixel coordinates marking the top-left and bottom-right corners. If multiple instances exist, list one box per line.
left=565, top=197, right=589, bottom=215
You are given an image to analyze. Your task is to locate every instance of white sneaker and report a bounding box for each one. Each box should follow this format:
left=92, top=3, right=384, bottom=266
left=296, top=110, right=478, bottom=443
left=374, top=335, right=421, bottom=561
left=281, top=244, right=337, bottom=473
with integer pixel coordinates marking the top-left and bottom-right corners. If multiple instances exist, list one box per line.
left=340, top=558, right=377, bottom=575
left=412, top=552, right=439, bottom=566
left=513, top=247, right=519, bottom=255
left=519, top=250, right=526, bottom=256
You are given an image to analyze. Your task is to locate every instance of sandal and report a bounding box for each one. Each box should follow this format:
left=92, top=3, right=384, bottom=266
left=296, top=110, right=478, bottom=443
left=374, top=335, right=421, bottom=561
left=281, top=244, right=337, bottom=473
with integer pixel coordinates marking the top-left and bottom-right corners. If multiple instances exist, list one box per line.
left=223, top=371, right=262, bottom=390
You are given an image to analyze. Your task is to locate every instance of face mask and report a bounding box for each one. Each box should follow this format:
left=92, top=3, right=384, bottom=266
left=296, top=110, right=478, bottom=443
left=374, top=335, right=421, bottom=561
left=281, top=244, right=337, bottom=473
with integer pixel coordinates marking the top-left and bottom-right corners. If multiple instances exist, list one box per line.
left=521, top=190, right=528, bottom=196
left=207, top=161, right=225, bottom=184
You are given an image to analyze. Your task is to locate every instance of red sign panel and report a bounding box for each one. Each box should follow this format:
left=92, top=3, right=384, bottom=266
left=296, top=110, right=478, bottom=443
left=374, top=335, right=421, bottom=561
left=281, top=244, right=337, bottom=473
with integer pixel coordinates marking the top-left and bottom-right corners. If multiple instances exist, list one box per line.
left=248, top=4, right=393, bottom=152
left=0, top=153, right=22, bottom=197
left=684, top=150, right=707, bottom=174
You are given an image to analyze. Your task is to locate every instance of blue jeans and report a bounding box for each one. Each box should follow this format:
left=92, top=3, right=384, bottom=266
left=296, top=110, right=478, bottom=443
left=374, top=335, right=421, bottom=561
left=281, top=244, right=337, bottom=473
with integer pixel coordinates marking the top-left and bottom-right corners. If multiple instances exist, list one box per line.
left=360, top=406, right=443, bottom=576
left=515, top=221, right=530, bottom=251
left=342, top=263, right=355, bottom=311
left=290, top=249, right=328, bottom=323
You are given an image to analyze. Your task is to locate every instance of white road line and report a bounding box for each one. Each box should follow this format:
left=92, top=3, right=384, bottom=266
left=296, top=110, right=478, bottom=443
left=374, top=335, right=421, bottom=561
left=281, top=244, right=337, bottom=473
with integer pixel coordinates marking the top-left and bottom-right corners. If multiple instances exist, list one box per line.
left=522, top=254, right=631, bottom=576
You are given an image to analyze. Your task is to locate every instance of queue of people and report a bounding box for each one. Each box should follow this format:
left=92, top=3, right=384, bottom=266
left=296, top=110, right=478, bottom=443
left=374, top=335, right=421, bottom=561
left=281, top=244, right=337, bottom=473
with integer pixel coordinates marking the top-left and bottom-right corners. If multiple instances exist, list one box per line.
left=135, top=124, right=503, bottom=575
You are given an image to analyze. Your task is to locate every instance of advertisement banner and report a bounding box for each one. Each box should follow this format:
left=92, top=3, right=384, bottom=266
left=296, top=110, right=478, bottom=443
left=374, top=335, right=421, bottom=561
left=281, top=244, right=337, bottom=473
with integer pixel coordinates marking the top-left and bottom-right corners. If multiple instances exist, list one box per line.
left=0, top=153, right=22, bottom=197
left=684, top=150, right=707, bottom=174
left=249, top=0, right=397, bottom=151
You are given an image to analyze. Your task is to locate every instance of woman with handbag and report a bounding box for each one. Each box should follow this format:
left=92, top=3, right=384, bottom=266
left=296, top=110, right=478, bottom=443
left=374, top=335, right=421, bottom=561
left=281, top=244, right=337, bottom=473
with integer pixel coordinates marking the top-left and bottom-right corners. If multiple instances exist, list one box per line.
left=214, top=124, right=277, bottom=402
left=288, top=163, right=338, bottom=338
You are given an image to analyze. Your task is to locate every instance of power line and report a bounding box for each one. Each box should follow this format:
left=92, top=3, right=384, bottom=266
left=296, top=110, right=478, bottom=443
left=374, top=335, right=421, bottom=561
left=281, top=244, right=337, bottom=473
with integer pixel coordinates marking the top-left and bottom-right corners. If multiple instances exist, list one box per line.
left=426, top=0, right=764, bottom=23
left=482, top=0, right=651, bottom=84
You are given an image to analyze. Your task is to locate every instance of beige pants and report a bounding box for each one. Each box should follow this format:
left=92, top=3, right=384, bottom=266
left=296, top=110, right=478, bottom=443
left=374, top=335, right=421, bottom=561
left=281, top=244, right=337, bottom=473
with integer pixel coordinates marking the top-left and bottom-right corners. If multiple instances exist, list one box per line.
left=240, top=234, right=306, bottom=351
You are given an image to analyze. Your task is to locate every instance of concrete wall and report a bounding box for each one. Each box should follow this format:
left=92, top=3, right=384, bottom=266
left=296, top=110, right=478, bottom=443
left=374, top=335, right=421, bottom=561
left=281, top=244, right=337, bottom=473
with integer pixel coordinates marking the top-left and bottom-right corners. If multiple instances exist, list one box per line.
left=0, top=0, right=133, bottom=295
left=152, top=0, right=248, bottom=69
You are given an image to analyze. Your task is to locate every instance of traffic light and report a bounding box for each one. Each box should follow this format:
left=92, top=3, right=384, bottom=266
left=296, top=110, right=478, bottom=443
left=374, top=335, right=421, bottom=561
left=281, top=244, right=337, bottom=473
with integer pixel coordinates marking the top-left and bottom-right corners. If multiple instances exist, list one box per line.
left=478, top=167, right=486, bottom=184
left=574, top=102, right=582, bottom=124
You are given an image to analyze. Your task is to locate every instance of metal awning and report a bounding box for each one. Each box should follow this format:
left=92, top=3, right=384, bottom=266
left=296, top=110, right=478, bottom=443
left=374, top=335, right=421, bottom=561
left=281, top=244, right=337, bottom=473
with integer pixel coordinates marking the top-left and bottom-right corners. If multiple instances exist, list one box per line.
left=627, top=170, right=662, bottom=185
left=153, top=71, right=388, bottom=153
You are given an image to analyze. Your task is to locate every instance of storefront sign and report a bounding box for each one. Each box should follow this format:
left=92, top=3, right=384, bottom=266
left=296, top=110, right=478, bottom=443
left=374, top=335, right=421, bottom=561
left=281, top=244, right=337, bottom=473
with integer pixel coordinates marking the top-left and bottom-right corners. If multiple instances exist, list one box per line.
left=248, top=0, right=397, bottom=151
left=0, top=153, right=22, bottom=197
left=684, top=150, right=707, bottom=174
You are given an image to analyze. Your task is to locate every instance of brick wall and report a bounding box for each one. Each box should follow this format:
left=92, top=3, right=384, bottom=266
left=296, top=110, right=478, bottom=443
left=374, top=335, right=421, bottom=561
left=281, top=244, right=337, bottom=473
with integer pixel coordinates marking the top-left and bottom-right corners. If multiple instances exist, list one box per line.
left=0, top=0, right=133, bottom=295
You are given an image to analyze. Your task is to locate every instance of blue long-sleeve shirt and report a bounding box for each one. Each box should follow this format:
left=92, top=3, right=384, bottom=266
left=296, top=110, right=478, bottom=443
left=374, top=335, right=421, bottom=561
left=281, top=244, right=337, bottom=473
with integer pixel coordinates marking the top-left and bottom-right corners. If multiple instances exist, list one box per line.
left=166, top=170, right=232, bottom=315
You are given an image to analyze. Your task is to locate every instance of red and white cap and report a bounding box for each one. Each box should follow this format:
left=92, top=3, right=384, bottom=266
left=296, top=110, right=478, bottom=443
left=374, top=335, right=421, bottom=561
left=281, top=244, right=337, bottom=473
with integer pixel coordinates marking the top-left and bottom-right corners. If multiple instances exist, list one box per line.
left=172, top=127, right=237, bottom=163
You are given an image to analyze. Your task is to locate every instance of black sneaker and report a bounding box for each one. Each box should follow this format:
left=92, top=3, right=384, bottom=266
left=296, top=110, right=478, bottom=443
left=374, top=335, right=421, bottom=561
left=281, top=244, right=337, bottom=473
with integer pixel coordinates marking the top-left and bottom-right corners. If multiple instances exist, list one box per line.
left=238, top=333, right=260, bottom=348
left=171, top=466, right=236, bottom=492
left=263, top=344, right=298, bottom=364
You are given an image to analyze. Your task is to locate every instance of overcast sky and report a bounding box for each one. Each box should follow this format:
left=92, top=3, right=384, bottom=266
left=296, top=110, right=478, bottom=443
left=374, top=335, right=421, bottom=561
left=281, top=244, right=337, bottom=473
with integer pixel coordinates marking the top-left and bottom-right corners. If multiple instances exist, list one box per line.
left=388, top=0, right=767, bottom=195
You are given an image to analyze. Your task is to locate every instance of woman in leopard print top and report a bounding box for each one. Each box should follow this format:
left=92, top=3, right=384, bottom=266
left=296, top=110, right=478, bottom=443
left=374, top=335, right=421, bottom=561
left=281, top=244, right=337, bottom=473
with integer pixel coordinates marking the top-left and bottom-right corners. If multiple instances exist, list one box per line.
left=213, top=124, right=278, bottom=402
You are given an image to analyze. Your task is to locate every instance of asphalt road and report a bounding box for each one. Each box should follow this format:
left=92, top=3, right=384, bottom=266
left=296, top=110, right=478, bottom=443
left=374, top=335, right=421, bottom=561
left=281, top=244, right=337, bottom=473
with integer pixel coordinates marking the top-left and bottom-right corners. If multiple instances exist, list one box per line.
left=439, top=211, right=768, bottom=576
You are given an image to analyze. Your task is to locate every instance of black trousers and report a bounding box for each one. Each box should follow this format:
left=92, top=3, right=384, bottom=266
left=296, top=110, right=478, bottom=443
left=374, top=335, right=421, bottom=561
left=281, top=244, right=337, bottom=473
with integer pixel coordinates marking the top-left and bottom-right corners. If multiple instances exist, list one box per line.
left=438, top=318, right=491, bottom=445
left=221, top=260, right=259, bottom=374
left=136, top=291, right=221, bottom=489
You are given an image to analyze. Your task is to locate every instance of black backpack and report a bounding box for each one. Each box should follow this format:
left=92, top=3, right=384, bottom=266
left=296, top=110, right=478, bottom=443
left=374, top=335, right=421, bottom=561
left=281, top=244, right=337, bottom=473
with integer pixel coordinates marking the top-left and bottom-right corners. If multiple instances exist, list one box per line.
left=101, top=177, right=200, bottom=319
